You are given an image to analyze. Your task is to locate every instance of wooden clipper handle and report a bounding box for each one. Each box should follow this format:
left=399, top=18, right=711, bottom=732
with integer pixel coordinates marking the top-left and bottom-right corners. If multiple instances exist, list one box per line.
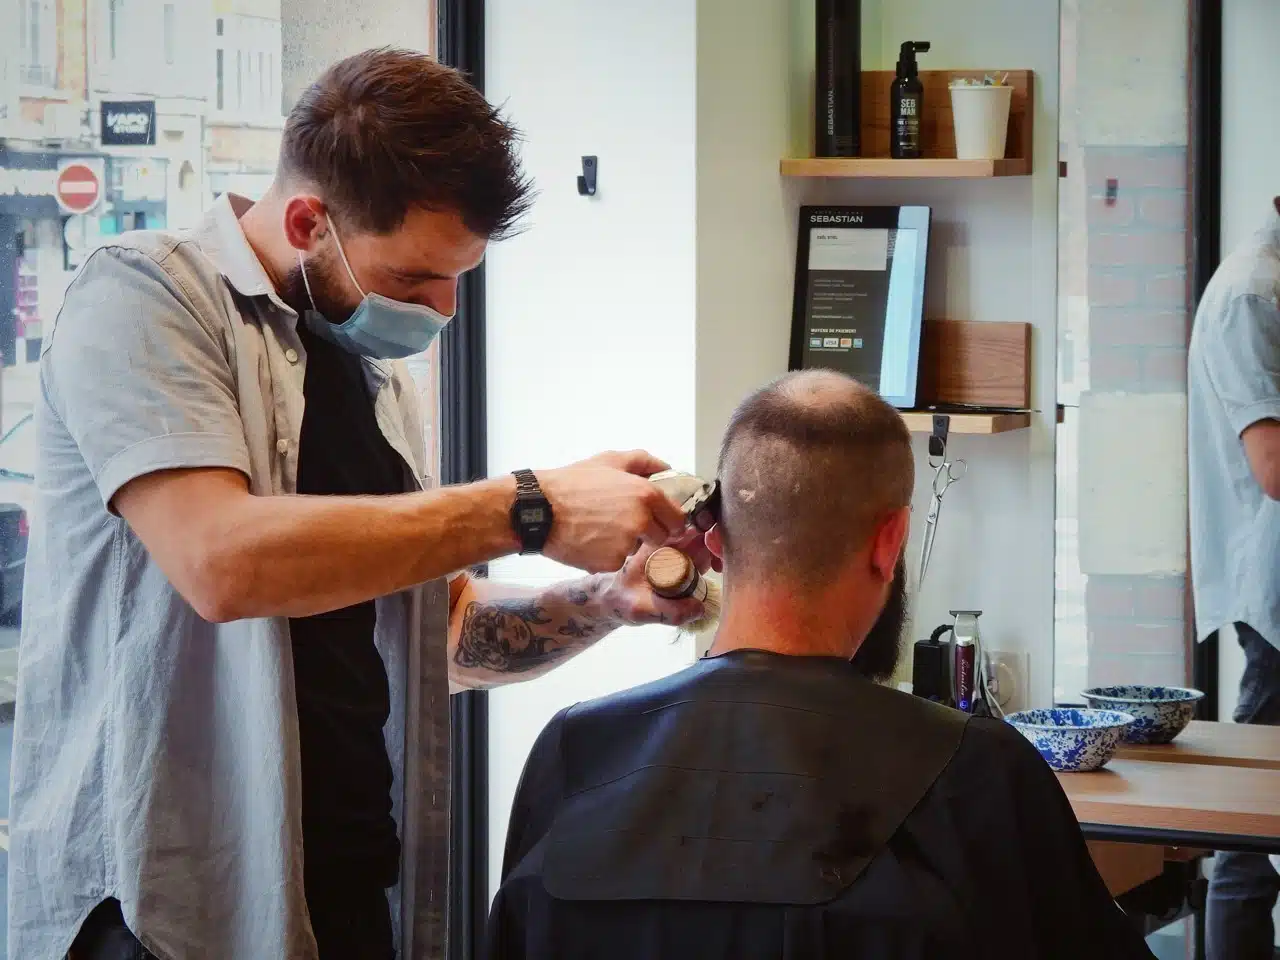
left=645, top=547, right=708, bottom=602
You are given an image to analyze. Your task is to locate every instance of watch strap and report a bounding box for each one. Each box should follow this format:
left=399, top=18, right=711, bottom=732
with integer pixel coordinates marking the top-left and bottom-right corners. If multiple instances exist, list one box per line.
left=511, top=469, right=553, bottom=555
left=513, top=468, right=539, bottom=496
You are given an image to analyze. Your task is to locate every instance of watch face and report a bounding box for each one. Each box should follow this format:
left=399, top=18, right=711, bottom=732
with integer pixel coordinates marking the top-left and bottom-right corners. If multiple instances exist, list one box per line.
left=519, top=506, right=547, bottom=525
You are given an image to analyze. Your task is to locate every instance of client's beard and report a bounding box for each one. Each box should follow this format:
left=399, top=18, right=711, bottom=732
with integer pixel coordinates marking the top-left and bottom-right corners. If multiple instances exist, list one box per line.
left=850, top=552, right=908, bottom=683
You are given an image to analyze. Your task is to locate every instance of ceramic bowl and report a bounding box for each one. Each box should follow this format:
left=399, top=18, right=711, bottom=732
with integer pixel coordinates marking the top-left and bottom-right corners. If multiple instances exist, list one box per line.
left=1080, top=685, right=1205, bottom=744
left=1005, top=708, right=1136, bottom=772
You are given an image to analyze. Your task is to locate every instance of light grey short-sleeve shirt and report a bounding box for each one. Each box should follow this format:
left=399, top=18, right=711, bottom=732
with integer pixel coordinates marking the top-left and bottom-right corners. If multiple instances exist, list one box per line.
left=1188, top=208, right=1280, bottom=650
left=8, top=195, right=453, bottom=960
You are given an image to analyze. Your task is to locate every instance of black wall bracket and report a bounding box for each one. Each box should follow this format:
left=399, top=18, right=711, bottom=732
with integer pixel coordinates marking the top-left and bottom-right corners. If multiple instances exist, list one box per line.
left=577, top=155, right=598, bottom=196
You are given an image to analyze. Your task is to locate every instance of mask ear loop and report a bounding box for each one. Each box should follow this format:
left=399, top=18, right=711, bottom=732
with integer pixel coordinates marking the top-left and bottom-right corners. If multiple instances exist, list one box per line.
left=325, top=213, right=368, bottom=299
left=297, top=251, right=319, bottom=312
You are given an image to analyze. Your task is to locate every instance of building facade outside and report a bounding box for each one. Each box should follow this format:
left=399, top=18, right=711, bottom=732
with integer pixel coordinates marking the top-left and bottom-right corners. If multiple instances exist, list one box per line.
left=209, top=0, right=286, bottom=202
left=1, top=0, right=287, bottom=379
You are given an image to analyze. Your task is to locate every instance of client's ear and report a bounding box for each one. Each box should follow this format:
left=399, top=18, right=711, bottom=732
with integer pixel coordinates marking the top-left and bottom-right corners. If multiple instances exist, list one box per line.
left=705, top=524, right=724, bottom=562
left=869, top=507, right=910, bottom=582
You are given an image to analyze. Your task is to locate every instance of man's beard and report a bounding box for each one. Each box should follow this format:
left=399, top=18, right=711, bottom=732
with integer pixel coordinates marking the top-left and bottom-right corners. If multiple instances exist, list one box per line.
left=282, top=253, right=359, bottom=327
left=850, top=552, right=908, bottom=683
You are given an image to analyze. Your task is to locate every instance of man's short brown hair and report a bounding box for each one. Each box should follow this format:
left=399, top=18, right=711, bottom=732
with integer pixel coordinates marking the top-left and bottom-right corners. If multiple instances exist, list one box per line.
left=716, top=370, right=914, bottom=584
left=280, top=47, right=533, bottom=238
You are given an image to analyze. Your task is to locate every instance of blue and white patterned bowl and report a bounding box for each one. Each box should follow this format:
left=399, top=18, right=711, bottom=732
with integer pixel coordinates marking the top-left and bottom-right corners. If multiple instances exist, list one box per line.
left=1005, top=708, right=1136, bottom=772
left=1080, top=685, right=1204, bottom=744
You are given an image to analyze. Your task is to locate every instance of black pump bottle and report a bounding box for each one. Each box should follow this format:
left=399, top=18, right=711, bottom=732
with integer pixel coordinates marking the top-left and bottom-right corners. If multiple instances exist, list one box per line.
left=890, top=41, right=931, bottom=159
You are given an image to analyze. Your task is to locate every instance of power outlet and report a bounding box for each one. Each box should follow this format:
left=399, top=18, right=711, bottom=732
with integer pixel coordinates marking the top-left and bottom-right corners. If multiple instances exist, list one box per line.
left=986, top=650, right=1030, bottom=713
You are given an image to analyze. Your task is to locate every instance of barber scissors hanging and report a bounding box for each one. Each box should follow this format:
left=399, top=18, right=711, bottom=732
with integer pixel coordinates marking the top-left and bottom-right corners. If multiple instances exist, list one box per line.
left=918, top=416, right=967, bottom=586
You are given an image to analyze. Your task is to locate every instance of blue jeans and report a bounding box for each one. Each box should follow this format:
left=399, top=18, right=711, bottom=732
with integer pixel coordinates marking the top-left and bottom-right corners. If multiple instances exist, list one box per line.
left=1206, top=623, right=1280, bottom=960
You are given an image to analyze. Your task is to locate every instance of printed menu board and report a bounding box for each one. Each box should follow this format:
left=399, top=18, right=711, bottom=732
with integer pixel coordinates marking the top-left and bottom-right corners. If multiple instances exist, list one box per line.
left=789, top=205, right=931, bottom=408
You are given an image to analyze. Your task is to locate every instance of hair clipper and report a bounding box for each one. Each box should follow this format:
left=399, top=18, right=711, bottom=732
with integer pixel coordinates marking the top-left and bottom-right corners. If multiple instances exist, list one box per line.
left=648, top=470, right=721, bottom=530
left=950, top=610, right=985, bottom=715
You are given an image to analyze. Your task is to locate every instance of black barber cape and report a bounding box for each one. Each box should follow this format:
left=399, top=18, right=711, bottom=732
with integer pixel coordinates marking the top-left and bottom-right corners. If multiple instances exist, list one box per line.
left=486, top=651, right=1155, bottom=960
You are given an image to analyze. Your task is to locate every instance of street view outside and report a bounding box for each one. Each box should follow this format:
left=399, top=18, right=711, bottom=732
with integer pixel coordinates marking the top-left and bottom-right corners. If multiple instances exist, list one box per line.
left=0, top=3, right=439, bottom=952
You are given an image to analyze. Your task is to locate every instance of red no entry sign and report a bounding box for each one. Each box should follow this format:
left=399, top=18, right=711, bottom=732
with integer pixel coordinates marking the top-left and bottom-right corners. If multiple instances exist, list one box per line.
left=56, top=162, right=102, bottom=214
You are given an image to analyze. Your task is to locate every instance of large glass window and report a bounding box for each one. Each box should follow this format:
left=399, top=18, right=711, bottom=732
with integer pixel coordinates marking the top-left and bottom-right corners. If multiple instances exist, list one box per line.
left=0, top=3, right=441, bottom=953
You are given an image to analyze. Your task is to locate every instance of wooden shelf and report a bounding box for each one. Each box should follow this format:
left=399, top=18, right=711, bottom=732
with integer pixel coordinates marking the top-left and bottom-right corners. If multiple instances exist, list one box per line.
left=900, top=411, right=1031, bottom=435
left=783, top=69, right=1034, bottom=180
left=780, top=157, right=1029, bottom=179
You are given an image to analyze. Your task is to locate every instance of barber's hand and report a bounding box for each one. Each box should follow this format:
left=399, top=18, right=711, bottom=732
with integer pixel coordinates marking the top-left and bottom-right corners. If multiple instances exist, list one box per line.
left=597, top=540, right=706, bottom=627
left=666, top=525, right=721, bottom=575
left=538, top=450, right=687, bottom=573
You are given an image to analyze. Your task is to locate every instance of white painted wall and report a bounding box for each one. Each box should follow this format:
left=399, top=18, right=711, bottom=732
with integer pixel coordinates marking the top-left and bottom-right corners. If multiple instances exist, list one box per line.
left=483, top=0, right=698, bottom=895
left=1218, top=0, right=1280, bottom=716
left=694, top=0, right=799, bottom=478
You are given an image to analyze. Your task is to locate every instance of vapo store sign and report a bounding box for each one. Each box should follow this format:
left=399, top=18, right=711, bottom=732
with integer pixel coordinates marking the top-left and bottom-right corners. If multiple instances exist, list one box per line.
left=101, top=100, right=157, bottom=147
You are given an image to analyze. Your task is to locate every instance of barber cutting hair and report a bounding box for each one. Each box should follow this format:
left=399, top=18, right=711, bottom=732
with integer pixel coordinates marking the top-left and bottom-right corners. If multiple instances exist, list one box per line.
left=8, top=48, right=714, bottom=960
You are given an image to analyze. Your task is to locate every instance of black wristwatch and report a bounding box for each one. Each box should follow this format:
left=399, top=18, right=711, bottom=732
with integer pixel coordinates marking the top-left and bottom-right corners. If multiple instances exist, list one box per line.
left=510, top=469, right=554, bottom=555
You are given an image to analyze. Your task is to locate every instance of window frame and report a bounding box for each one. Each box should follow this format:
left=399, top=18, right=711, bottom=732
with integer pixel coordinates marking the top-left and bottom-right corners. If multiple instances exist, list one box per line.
left=436, top=0, right=490, bottom=956
left=1188, top=0, right=1223, bottom=720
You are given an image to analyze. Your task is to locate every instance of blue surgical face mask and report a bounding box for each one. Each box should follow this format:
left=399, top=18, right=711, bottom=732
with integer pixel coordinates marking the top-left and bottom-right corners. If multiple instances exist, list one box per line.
left=299, top=214, right=453, bottom=360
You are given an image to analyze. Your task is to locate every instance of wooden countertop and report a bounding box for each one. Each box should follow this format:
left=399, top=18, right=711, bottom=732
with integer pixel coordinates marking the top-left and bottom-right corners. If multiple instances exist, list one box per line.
left=1114, top=720, right=1280, bottom=771
left=1058, top=759, right=1280, bottom=847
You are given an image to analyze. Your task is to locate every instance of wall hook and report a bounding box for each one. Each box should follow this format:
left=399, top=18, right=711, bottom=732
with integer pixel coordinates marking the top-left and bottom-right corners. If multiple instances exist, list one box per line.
left=577, top=156, right=598, bottom=197
left=928, top=414, right=951, bottom=461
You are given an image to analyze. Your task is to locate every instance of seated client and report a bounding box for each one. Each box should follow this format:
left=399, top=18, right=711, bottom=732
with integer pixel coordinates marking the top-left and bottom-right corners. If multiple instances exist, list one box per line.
left=485, top=370, right=1154, bottom=960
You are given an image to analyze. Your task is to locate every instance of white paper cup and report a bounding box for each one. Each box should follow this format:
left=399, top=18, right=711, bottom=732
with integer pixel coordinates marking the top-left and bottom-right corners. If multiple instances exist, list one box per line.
left=949, top=84, right=1013, bottom=160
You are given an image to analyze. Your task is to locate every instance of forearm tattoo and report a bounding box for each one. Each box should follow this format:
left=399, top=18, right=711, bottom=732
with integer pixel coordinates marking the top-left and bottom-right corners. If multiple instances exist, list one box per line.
left=454, top=600, right=556, bottom=674
left=453, top=579, right=613, bottom=680
left=557, top=617, right=597, bottom=639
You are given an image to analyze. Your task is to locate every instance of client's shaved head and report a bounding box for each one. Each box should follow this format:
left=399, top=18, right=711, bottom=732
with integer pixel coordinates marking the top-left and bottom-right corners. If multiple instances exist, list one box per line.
left=717, top=370, right=914, bottom=584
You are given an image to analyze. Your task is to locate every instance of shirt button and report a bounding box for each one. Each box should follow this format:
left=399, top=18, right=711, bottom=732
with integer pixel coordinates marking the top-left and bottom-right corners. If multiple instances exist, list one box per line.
left=284, top=348, right=299, bottom=364
left=276, top=438, right=289, bottom=455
